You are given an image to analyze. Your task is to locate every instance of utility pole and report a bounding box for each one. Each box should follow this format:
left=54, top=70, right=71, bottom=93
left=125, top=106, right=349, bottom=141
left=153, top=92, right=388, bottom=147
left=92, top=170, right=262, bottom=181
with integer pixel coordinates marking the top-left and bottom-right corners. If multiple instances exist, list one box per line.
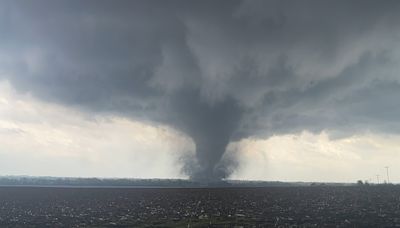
left=376, top=175, right=380, bottom=184
left=385, top=166, right=390, bottom=184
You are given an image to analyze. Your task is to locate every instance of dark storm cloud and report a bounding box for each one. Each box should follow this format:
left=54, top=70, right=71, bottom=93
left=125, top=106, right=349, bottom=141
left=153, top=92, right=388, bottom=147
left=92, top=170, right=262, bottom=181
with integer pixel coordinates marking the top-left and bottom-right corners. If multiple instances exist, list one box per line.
left=1, top=0, right=400, bottom=180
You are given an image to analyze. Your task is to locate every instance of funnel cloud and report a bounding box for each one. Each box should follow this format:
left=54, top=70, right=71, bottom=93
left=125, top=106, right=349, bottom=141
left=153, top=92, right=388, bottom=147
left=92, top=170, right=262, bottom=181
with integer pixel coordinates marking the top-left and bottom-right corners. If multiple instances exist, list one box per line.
left=2, top=0, right=400, bottom=180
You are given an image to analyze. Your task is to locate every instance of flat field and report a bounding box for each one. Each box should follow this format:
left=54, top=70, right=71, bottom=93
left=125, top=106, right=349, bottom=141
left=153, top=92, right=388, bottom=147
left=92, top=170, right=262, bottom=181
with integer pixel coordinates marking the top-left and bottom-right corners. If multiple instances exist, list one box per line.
left=0, top=186, right=400, bottom=227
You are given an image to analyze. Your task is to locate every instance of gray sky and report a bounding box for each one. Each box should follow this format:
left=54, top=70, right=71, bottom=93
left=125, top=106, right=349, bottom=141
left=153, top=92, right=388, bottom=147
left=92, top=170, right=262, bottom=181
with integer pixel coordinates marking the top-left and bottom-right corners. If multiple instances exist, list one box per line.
left=1, top=0, right=400, bottom=182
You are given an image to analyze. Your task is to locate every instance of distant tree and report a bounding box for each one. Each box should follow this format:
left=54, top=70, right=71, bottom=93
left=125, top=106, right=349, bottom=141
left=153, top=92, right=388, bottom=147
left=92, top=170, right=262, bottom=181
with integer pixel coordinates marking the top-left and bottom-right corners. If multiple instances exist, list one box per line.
left=357, top=180, right=364, bottom=185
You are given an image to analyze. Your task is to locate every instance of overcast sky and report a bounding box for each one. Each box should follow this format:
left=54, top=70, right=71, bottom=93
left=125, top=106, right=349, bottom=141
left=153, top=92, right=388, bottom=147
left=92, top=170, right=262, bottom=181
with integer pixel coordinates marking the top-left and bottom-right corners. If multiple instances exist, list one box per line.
left=1, top=0, right=400, bottom=182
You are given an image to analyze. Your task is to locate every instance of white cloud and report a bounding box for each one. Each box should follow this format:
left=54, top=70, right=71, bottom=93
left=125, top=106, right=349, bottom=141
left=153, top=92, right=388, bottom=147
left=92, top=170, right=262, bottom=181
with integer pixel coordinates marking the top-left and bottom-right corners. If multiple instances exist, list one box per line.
left=230, top=131, right=400, bottom=183
left=0, top=80, right=193, bottom=178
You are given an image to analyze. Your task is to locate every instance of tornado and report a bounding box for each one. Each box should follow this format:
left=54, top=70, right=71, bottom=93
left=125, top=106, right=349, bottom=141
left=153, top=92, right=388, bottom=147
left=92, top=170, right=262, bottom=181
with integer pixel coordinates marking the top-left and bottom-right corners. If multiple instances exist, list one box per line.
left=170, top=91, right=243, bottom=181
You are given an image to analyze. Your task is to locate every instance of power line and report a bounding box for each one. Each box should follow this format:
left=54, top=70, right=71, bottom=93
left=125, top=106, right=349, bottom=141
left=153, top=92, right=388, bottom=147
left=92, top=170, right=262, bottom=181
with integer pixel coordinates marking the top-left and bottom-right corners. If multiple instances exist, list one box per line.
left=384, top=166, right=390, bottom=184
